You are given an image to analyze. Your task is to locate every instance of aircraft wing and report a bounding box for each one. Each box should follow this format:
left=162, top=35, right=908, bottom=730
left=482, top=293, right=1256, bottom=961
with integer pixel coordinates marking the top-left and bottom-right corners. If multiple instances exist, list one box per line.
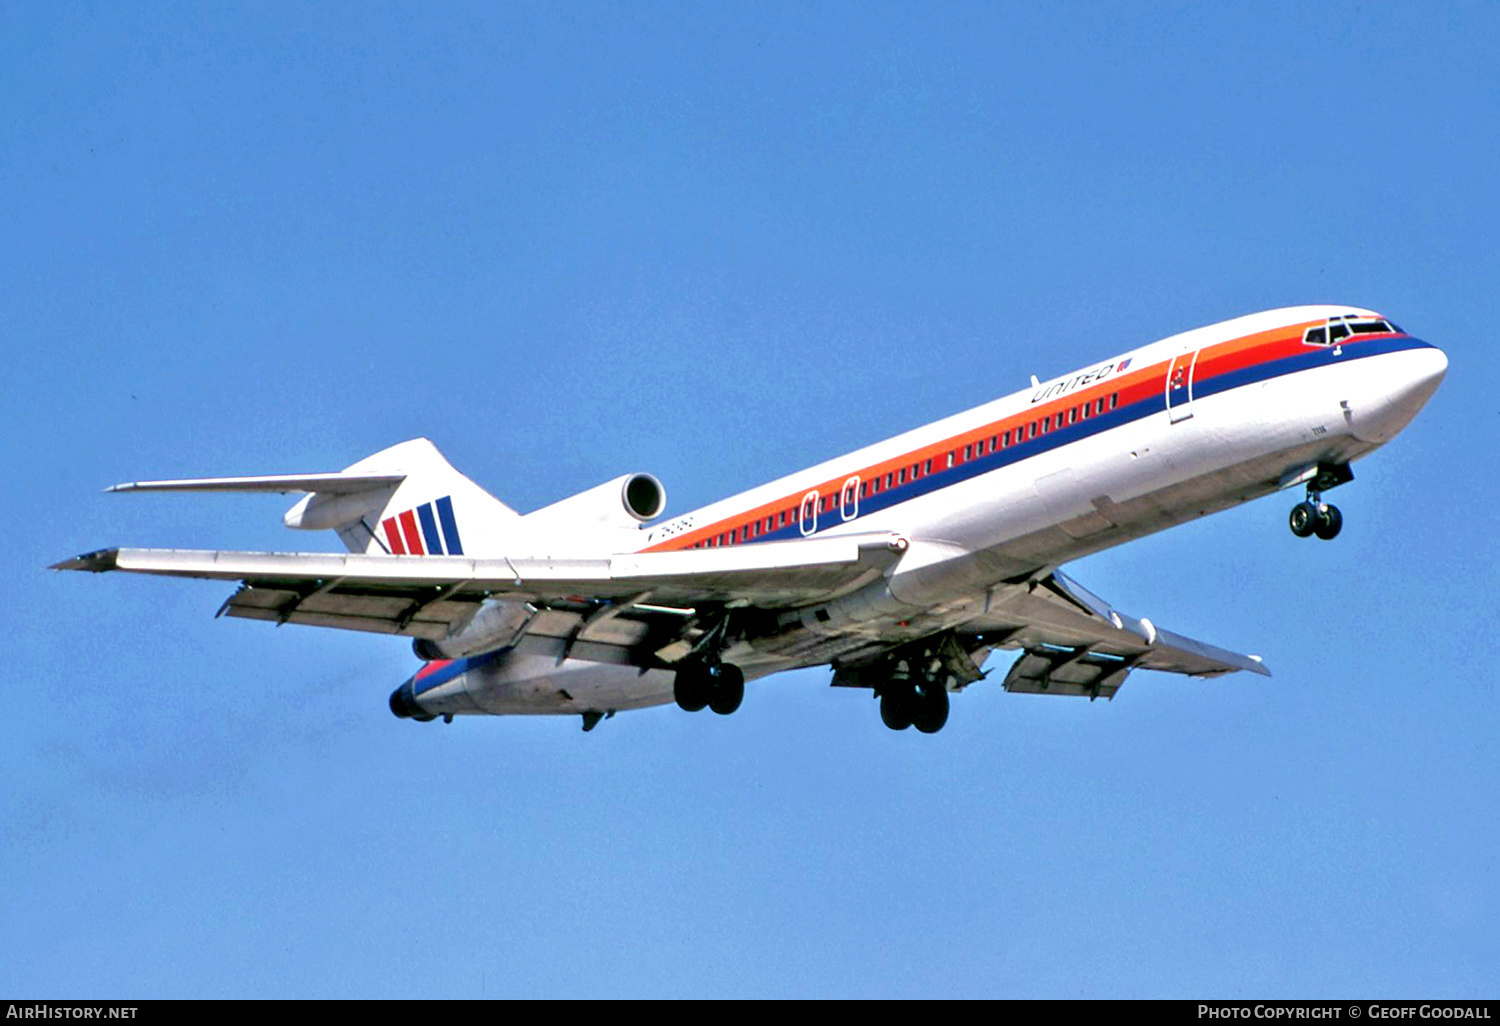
left=968, top=568, right=1269, bottom=698
left=51, top=534, right=909, bottom=645
left=54, top=538, right=1266, bottom=693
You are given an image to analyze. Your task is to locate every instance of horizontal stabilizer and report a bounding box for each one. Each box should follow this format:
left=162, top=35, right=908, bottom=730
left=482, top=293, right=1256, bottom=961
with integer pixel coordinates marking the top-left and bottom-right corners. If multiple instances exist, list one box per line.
left=106, top=473, right=407, bottom=495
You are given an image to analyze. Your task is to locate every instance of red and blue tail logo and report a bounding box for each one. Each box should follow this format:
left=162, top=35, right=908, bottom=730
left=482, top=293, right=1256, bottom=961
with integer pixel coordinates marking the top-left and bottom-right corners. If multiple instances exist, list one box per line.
left=382, top=495, right=464, bottom=556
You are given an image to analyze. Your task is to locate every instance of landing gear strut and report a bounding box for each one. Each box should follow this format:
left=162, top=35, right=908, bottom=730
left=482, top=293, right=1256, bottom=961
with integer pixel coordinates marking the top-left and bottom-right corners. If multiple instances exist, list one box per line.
left=1288, top=462, right=1350, bottom=541
left=673, top=613, right=745, bottom=716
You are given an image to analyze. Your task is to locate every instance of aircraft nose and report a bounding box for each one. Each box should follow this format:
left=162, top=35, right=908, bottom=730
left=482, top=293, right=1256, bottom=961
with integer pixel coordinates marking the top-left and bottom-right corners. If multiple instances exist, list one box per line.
left=1412, top=344, right=1448, bottom=393
left=1389, top=343, right=1448, bottom=414
left=1345, top=342, right=1448, bottom=444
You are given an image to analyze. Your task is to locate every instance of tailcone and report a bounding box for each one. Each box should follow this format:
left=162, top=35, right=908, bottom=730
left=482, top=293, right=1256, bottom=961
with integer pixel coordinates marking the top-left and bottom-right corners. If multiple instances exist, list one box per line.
left=389, top=676, right=436, bottom=721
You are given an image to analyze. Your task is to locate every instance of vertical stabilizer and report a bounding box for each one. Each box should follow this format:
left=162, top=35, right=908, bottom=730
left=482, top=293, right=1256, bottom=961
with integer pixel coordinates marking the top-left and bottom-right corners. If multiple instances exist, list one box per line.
left=283, top=439, right=520, bottom=555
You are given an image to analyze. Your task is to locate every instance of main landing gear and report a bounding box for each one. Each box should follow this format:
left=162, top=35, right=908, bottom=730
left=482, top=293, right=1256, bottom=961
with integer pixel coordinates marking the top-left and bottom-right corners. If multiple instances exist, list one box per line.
left=674, top=658, right=745, bottom=716
left=673, top=614, right=745, bottom=716
left=877, top=660, right=951, bottom=735
left=1287, top=462, right=1351, bottom=541
left=1289, top=499, right=1342, bottom=540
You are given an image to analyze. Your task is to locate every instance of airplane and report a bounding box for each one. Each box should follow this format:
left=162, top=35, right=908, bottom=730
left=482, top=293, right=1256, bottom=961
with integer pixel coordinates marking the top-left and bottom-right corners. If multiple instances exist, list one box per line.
left=52, top=305, right=1447, bottom=734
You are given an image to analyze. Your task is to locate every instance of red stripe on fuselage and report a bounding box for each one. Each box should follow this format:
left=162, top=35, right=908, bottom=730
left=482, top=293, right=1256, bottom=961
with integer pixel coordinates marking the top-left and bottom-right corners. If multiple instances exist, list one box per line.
left=415, top=659, right=454, bottom=680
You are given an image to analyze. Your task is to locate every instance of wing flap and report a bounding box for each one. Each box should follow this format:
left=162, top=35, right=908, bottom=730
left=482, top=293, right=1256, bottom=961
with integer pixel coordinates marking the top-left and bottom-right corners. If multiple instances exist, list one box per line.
left=1000, top=648, right=1134, bottom=699
left=227, top=602, right=454, bottom=640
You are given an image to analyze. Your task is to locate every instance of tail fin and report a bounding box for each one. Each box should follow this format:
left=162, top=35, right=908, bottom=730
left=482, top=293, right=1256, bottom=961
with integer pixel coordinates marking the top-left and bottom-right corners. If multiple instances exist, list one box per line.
left=286, top=438, right=519, bottom=555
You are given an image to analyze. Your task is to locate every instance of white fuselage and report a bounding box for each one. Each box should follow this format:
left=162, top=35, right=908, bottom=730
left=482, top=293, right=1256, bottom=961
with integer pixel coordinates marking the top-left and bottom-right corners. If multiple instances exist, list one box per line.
left=408, top=305, right=1447, bottom=719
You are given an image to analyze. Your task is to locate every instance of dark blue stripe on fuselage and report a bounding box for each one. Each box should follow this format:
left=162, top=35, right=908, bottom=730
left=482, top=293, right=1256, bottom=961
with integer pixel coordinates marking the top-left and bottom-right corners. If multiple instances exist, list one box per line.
left=412, top=648, right=503, bottom=696
left=717, top=336, right=1435, bottom=546
left=435, top=495, right=463, bottom=555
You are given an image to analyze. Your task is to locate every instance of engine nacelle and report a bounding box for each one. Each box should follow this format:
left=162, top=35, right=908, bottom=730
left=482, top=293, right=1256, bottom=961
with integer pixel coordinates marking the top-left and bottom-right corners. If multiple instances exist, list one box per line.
left=522, top=473, right=666, bottom=530
left=412, top=598, right=538, bottom=662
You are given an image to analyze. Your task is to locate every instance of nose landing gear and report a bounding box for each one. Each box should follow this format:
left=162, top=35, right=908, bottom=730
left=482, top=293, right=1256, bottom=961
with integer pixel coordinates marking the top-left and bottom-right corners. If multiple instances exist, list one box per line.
left=1290, top=500, right=1342, bottom=540
left=1286, top=462, right=1351, bottom=541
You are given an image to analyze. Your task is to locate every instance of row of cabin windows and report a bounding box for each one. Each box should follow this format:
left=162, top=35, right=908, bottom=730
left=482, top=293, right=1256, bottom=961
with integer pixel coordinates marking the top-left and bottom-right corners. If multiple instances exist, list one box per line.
left=688, top=391, right=1120, bottom=548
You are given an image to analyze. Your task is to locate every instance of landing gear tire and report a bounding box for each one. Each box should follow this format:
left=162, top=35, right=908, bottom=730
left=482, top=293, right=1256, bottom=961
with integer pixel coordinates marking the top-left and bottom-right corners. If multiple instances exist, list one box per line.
left=1289, top=502, right=1317, bottom=538
left=911, top=682, right=950, bottom=735
left=676, top=660, right=744, bottom=714
left=879, top=689, right=914, bottom=731
left=707, top=663, right=745, bottom=716
left=1313, top=503, right=1343, bottom=541
left=673, top=664, right=710, bottom=712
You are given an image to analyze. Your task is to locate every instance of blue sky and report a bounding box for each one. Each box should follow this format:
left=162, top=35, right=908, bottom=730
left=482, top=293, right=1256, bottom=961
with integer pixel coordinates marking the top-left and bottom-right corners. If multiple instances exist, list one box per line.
left=4, top=1, right=1497, bottom=998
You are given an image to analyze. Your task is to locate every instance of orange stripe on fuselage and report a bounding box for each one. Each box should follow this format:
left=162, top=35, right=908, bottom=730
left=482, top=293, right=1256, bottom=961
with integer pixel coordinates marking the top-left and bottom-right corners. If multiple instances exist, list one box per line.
left=642, top=320, right=1338, bottom=553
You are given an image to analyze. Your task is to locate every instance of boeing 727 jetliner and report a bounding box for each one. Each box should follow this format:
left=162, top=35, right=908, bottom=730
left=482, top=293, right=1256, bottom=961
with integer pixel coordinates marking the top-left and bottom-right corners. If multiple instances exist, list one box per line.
left=54, top=306, right=1447, bottom=734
